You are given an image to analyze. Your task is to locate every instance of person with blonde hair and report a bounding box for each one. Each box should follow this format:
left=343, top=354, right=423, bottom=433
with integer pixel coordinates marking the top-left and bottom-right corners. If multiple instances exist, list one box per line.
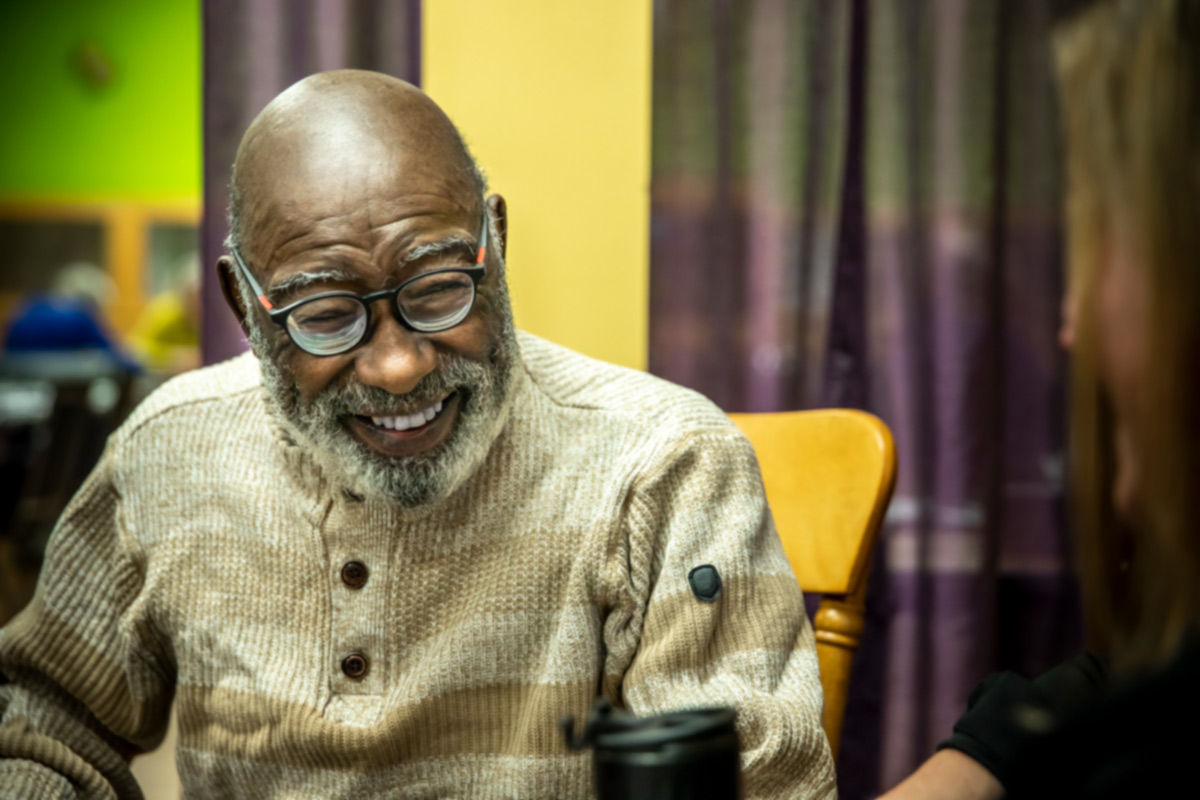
left=882, top=0, right=1200, bottom=797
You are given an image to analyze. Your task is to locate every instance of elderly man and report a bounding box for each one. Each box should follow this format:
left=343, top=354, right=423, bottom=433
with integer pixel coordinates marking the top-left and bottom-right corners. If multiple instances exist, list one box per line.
left=0, top=71, right=835, bottom=798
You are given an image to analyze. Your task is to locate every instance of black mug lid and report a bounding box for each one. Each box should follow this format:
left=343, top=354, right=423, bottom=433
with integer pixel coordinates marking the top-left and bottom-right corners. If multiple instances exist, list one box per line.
left=563, top=698, right=737, bottom=754
left=594, top=707, right=736, bottom=752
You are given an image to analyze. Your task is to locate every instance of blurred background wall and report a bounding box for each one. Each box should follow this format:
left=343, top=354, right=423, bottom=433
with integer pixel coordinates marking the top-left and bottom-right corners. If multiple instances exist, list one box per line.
left=0, top=2, right=1085, bottom=799
left=425, top=0, right=651, bottom=370
left=0, top=0, right=200, bottom=339
left=0, top=1, right=199, bottom=198
left=0, top=0, right=202, bottom=607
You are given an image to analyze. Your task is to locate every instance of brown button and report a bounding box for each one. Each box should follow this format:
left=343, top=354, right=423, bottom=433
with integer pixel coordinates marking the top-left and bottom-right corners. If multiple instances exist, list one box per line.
left=341, top=653, right=369, bottom=679
left=341, top=561, right=368, bottom=589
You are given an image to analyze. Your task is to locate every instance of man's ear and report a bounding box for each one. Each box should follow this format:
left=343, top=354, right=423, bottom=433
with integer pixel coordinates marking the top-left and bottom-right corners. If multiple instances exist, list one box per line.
left=216, top=256, right=252, bottom=338
left=487, top=193, right=507, bottom=260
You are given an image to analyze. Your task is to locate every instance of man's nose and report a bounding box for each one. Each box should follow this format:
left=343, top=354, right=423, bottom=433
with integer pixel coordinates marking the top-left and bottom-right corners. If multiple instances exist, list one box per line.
left=353, top=311, right=437, bottom=396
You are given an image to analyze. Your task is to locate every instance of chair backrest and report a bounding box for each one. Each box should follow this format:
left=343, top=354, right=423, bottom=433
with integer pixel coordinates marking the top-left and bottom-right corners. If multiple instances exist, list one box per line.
left=729, top=409, right=896, bottom=759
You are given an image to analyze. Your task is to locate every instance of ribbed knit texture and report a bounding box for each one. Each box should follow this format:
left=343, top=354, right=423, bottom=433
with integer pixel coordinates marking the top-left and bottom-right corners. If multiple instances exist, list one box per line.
left=0, top=331, right=836, bottom=799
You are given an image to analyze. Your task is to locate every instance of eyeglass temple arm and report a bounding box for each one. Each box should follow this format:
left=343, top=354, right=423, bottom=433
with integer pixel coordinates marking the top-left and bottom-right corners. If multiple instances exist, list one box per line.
left=476, top=209, right=488, bottom=265
left=231, top=248, right=275, bottom=311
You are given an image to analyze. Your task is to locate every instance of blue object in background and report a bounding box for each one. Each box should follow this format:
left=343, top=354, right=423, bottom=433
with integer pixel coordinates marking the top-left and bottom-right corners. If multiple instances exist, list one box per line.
left=4, top=295, right=139, bottom=372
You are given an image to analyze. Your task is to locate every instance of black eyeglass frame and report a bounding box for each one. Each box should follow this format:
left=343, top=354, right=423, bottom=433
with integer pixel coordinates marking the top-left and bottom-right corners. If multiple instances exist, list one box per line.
left=231, top=210, right=489, bottom=356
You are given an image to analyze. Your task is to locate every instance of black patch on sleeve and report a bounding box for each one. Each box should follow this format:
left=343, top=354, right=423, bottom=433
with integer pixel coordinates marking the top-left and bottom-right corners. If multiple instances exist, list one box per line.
left=688, top=564, right=723, bottom=603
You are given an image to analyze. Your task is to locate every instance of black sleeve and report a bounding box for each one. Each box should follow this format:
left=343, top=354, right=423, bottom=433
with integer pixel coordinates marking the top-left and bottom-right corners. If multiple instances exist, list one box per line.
left=935, top=652, right=1108, bottom=790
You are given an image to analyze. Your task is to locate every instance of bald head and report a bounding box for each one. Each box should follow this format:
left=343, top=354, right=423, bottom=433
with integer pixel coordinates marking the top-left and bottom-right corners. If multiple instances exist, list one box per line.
left=228, top=70, right=485, bottom=254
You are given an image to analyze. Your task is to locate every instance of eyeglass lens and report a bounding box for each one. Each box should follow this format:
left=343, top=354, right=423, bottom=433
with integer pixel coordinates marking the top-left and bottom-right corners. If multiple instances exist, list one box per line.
left=285, top=270, right=478, bottom=355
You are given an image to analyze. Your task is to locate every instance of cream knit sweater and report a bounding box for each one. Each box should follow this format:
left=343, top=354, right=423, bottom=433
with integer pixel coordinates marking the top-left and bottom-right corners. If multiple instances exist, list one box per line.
left=0, top=332, right=835, bottom=799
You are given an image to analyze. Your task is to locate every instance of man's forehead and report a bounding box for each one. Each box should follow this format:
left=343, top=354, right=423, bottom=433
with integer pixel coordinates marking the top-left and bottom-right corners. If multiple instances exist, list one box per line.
left=237, top=136, right=478, bottom=265
left=233, top=70, right=480, bottom=258
left=239, top=118, right=471, bottom=203
left=260, top=197, right=480, bottom=264
left=251, top=154, right=475, bottom=218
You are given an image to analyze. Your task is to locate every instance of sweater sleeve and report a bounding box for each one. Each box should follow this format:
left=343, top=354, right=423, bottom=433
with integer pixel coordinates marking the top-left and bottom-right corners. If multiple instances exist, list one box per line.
left=602, top=427, right=837, bottom=800
left=0, top=445, right=172, bottom=799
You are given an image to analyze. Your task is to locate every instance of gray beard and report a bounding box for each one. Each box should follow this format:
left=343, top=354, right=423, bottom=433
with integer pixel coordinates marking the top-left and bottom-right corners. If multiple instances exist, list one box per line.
left=248, top=285, right=518, bottom=508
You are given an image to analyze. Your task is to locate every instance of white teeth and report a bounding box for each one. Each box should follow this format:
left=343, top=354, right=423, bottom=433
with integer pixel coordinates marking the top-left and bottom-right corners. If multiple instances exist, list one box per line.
left=368, top=397, right=448, bottom=432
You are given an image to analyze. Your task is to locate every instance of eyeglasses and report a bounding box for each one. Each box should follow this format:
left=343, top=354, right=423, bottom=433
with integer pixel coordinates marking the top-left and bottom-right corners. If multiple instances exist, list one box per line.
left=231, top=212, right=488, bottom=356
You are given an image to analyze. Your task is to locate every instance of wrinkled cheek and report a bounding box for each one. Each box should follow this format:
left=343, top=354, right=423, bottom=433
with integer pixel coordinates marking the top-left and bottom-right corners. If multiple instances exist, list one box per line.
left=440, top=313, right=498, bottom=366
left=268, top=331, right=291, bottom=362
left=281, top=345, right=356, bottom=409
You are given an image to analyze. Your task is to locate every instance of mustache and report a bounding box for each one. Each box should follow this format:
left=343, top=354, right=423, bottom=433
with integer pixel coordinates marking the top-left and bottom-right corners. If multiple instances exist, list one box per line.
left=314, top=356, right=492, bottom=419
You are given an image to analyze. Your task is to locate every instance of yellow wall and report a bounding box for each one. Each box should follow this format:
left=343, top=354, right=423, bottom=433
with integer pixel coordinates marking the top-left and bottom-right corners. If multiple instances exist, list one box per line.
left=423, top=0, right=651, bottom=370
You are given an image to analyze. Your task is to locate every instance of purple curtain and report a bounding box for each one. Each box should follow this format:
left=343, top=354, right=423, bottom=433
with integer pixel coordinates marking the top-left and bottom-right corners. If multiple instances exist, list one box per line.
left=651, top=0, right=852, bottom=412
left=650, top=1, right=1080, bottom=796
left=200, top=0, right=421, bottom=365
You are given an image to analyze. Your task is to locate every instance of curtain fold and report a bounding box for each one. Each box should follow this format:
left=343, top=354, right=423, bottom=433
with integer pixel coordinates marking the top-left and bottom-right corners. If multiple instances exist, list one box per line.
left=651, top=0, right=850, bottom=413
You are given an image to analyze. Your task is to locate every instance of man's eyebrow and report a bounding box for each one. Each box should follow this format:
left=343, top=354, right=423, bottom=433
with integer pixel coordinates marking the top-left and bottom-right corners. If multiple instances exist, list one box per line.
left=268, top=269, right=357, bottom=300
left=401, top=235, right=476, bottom=265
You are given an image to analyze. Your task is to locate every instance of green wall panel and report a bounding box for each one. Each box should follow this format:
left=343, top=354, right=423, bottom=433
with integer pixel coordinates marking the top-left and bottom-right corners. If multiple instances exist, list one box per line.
left=0, top=0, right=200, bottom=198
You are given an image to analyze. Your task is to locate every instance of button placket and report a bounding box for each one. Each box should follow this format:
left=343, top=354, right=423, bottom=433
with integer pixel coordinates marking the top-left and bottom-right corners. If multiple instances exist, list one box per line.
left=324, top=500, right=390, bottom=699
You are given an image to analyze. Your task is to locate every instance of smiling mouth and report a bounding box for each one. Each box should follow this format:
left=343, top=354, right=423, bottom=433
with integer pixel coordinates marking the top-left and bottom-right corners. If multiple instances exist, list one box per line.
left=354, top=391, right=457, bottom=434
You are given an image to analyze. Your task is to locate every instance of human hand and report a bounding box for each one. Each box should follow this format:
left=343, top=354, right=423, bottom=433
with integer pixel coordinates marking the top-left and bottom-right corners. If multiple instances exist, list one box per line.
left=876, top=748, right=1004, bottom=800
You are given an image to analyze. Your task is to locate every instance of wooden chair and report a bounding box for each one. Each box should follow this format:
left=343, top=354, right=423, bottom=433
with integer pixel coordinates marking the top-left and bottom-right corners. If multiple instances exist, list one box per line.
left=728, top=409, right=896, bottom=759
